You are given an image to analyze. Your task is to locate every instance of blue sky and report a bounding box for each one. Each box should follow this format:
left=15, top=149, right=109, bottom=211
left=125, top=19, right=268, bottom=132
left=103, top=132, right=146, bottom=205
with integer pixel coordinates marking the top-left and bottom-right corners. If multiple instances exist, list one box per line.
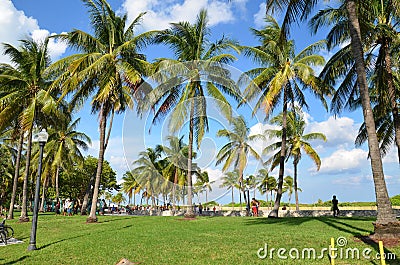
left=2, top=0, right=399, bottom=204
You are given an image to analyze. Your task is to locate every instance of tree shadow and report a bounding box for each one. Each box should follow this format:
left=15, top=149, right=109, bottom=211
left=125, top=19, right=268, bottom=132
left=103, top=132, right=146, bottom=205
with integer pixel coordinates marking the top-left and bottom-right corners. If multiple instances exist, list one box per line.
left=98, top=216, right=133, bottom=223
left=318, top=218, right=400, bottom=264
left=38, top=233, right=87, bottom=250
left=244, top=216, right=315, bottom=226
left=2, top=255, right=28, bottom=265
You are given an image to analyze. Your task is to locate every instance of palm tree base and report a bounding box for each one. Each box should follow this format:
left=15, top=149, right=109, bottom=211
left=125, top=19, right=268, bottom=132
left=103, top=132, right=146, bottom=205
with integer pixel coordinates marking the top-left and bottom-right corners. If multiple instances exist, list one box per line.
left=372, top=221, right=400, bottom=239
left=18, top=216, right=29, bottom=222
left=86, top=216, right=98, bottom=223
left=268, top=210, right=279, bottom=218
left=184, top=212, right=196, bottom=219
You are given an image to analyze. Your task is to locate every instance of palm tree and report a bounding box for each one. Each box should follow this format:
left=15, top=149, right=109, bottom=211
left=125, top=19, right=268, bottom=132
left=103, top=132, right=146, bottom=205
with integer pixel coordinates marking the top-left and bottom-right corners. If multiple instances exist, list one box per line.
left=240, top=15, right=330, bottom=217
left=219, top=170, right=239, bottom=210
left=122, top=171, right=140, bottom=205
left=112, top=192, right=126, bottom=206
left=265, top=107, right=326, bottom=210
left=216, top=115, right=263, bottom=211
left=265, top=0, right=398, bottom=232
left=132, top=147, right=164, bottom=207
left=2, top=124, right=24, bottom=220
left=161, top=136, right=189, bottom=210
left=144, top=9, right=241, bottom=217
left=282, top=175, right=293, bottom=209
left=0, top=38, right=59, bottom=222
left=51, top=0, right=154, bottom=222
left=45, top=118, right=91, bottom=206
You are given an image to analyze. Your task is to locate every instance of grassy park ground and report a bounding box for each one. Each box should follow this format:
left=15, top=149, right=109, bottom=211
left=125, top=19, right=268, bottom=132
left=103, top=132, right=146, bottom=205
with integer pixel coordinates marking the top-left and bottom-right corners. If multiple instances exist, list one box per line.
left=0, top=213, right=399, bottom=264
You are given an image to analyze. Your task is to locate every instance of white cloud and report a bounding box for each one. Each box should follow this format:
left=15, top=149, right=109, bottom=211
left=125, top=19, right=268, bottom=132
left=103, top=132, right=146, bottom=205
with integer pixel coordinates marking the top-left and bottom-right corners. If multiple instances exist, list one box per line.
left=31, top=29, right=68, bottom=61
left=332, top=175, right=370, bottom=186
left=122, top=0, right=239, bottom=31
left=0, top=0, right=39, bottom=63
left=253, top=3, right=266, bottom=28
left=307, top=116, right=360, bottom=148
left=316, top=148, right=368, bottom=175
left=0, top=1, right=67, bottom=63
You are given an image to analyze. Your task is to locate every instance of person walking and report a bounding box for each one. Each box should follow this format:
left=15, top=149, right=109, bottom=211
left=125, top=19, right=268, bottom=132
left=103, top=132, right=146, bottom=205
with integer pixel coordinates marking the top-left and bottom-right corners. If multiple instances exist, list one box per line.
left=332, top=195, right=340, bottom=217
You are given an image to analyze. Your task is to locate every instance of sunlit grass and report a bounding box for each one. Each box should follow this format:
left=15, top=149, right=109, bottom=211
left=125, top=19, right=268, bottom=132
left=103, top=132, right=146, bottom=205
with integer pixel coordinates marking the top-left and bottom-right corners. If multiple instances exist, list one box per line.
left=0, top=213, right=399, bottom=264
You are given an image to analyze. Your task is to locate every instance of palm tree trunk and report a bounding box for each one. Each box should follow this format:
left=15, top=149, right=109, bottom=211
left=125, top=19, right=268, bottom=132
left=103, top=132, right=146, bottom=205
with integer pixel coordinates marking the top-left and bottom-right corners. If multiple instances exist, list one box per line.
left=172, top=169, right=178, bottom=211
left=55, top=165, right=60, bottom=203
left=8, top=133, right=24, bottom=220
left=294, top=160, right=299, bottom=211
left=19, top=130, right=33, bottom=222
left=231, top=187, right=234, bottom=210
left=39, top=175, right=48, bottom=212
left=87, top=106, right=107, bottom=223
left=382, top=39, right=400, bottom=163
left=346, top=0, right=396, bottom=225
left=269, top=90, right=287, bottom=218
left=185, top=100, right=195, bottom=218
left=81, top=174, right=95, bottom=215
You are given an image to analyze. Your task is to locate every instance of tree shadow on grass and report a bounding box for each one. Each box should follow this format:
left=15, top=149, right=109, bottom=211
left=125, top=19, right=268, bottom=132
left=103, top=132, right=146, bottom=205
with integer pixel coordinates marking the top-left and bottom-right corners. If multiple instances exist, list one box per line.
left=317, top=218, right=400, bottom=265
left=244, top=216, right=315, bottom=226
left=2, top=255, right=28, bottom=265
left=38, top=233, right=87, bottom=250
left=98, top=216, right=133, bottom=223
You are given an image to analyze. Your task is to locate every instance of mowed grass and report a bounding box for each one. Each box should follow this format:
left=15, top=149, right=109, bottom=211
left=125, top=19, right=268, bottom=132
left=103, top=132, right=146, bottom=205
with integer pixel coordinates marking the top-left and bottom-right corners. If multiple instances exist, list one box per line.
left=0, top=213, right=399, bottom=264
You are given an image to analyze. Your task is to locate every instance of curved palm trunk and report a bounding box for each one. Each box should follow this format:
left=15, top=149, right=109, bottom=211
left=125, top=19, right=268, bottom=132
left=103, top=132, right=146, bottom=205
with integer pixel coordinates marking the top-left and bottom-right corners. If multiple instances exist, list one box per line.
left=294, top=160, right=299, bottom=211
left=382, top=39, right=400, bottom=163
left=20, top=130, right=33, bottom=222
left=8, top=133, right=24, bottom=219
left=185, top=100, right=195, bottom=218
left=269, top=91, right=288, bottom=218
left=346, top=1, right=396, bottom=225
left=87, top=107, right=107, bottom=223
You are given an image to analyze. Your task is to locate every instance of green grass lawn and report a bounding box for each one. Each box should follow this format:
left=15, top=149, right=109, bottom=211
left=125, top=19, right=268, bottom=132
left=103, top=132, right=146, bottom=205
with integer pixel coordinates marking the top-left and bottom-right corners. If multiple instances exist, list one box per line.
left=0, top=213, right=399, bottom=264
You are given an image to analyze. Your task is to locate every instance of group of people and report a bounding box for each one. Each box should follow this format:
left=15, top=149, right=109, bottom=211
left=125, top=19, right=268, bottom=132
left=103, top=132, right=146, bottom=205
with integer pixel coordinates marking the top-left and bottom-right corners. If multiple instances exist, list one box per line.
left=55, top=198, right=78, bottom=216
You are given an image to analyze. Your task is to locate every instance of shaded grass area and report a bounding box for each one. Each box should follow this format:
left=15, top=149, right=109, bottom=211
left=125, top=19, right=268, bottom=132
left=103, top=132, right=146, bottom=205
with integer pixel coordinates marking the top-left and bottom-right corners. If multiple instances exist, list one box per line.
left=0, top=213, right=399, bottom=264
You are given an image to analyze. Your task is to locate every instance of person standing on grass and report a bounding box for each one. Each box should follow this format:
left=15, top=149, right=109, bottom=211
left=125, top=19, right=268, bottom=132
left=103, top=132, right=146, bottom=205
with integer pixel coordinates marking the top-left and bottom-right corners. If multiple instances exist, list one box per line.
left=332, top=195, right=339, bottom=217
left=198, top=203, right=203, bottom=215
left=251, top=198, right=260, bottom=217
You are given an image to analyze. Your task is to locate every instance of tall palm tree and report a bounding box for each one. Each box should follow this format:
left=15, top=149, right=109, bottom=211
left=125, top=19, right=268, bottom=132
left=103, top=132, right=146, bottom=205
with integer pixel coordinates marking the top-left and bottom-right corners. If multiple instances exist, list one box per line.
left=0, top=38, right=59, bottom=222
left=265, top=0, right=398, bottom=231
left=240, top=15, right=330, bottom=217
left=144, top=9, right=241, bottom=217
left=265, top=107, right=326, bottom=210
left=51, top=0, right=154, bottom=222
left=216, top=115, right=263, bottom=211
left=219, top=170, right=239, bottom=210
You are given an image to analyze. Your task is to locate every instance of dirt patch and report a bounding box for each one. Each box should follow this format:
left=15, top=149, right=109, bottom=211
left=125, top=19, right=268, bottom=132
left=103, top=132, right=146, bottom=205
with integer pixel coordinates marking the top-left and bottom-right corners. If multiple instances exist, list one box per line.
left=355, top=235, right=400, bottom=247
